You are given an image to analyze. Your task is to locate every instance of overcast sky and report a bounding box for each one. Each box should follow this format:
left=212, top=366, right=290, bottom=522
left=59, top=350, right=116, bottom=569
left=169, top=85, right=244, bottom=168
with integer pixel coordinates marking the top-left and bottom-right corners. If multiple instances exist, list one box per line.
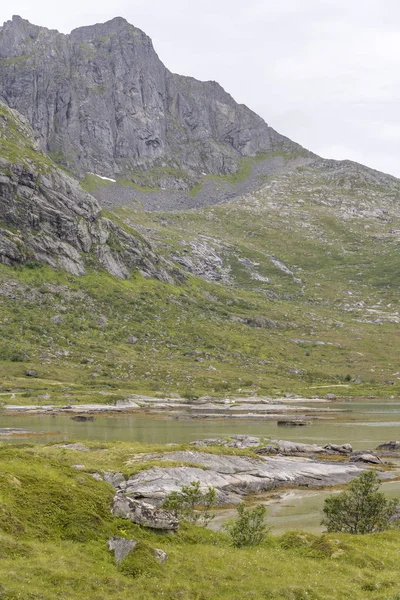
left=1, top=0, right=399, bottom=177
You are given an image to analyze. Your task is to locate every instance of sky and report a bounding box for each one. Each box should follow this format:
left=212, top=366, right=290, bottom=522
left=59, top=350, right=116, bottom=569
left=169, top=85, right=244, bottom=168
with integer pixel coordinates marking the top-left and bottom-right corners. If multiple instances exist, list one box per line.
left=1, top=0, right=399, bottom=177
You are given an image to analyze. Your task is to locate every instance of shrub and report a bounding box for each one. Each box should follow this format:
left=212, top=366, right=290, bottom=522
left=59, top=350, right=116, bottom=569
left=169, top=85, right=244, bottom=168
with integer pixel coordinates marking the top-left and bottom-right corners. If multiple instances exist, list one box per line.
left=163, top=480, right=217, bottom=526
left=322, top=470, right=399, bottom=534
left=224, top=503, right=268, bottom=548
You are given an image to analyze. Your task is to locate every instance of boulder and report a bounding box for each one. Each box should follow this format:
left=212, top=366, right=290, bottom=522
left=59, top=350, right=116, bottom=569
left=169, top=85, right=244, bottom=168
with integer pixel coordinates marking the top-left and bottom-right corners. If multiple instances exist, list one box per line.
left=324, top=443, right=353, bottom=454
left=226, top=435, right=261, bottom=448
left=25, top=369, right=38, bottom=377
left=112, top=495, right=179, bottom=530
left=277, top=441, right=326, bottom=454
left=376, top=441, right=400, bottom=452
left=107, top=537, right=138, bottom=563
left=153, top=548, right=168, bottom=564
left=350, top=452, right=382, bottom=464
left=126, top=335, right=138, bottom=345
left=103, top=472, right=126, bottom=488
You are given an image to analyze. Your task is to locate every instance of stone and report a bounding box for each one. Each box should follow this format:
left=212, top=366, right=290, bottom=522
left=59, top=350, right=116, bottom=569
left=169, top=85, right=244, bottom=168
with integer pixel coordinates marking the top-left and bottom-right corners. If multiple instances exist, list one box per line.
left=55, top=443, right=90, bottom=452
left=50, top=315, right=64, bottom=324
left=350, top=452, right=382, bottom=464
left=376, top=441, right=400, bottom=452
left=107, top=537, right=138, bottom=564
left=276, top=441, right=326, bottom=454
left=277, top=420, right=309, bottom=427
left=324, top=393, right=337, bottom=401
left=112, top=495, right=179, bottom=530
left=126, top=335, right=138, bottom=345
left=71, top=415, right=95, bottom=422
left=25, top=370, right=38, bottom=377
left=103, top=472, right=126, bottom=488
left=71, top=464, right=86, bottom=470
left=324, top=443, right=353, bottom=454
left=153, top=548, right=168, bottom=564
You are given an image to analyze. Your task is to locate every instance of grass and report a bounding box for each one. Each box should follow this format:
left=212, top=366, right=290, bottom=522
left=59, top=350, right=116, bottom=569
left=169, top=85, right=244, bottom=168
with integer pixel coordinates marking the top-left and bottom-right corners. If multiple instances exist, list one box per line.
left=1, top=443, right=400, bottom=599
left=80, top=173, right=115, bottom=193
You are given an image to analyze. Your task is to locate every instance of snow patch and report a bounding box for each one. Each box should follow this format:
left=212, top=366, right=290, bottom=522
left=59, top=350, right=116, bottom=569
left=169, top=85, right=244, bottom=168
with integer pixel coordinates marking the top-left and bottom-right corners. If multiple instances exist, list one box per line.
left=89, top=172, right=116, bottom=183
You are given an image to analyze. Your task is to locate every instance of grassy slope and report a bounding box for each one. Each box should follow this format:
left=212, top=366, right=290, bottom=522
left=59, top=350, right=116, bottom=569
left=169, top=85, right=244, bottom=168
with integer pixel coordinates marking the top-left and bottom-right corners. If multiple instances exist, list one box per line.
left=0, top=103, right=398, bottom=401
left=1, top=443, right=400, bottom=600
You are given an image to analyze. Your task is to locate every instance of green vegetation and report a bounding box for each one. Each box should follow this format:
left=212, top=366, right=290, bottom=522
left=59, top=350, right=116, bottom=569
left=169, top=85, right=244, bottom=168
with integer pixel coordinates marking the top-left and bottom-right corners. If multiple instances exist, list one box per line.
left=80, top=172, right=115, bottom=193
left=224, top=503, right=268, bottom=547
left=0, top=103, right=53, bottom=171
left=322, top=471, right=399, bottom=534
left=1, top=444, right=400, bottom=599
left=163, top=480, right=217, bottom=526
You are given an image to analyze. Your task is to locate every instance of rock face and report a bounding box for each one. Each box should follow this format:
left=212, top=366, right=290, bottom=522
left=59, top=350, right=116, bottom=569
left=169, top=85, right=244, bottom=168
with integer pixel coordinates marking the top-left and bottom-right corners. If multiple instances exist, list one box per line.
left=0, top=15, right=305, bottom=180
left=0, top=102, right=179, bottom=280
left=112, top=495, right=179, bottom=530
left=117, top=450, right=363, bottom=506
left=107, top=537, right=138, bottom=563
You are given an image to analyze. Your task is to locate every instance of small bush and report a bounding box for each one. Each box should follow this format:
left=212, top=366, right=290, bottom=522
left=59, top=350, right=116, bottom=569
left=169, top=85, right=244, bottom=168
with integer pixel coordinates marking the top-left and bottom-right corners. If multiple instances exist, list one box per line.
left=163, top=480, right=217, bottom=526
left=224, top=503, right=268, bottom=548
left=322, top=470, right=399, bottom=534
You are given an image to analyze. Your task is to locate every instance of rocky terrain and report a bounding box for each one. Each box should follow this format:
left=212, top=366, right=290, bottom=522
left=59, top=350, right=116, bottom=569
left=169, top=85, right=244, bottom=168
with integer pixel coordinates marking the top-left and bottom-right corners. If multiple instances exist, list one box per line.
left=0, top=15, right=308, bottom=186
left=0, top=101, right=179, bottom=280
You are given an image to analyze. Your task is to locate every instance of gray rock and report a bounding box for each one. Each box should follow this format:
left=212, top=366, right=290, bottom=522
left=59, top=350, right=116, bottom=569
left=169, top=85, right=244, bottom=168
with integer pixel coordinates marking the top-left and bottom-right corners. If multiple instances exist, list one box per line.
left=0, top=102, right=182, bottom=282
left=376, top=441, right=400, bottom=452
left=153, top=548, right=168, bottom=564
left=25, top=369, right=38, bottom=377
left=107, top=536, right=138, bottom=564
left=103, top=472, right=126, bottom=488
left=54, top=443, right=90, bottom=452
left=126, top=335, right=138, bottom=345
left=0, top=16, right=304, bottom=181
left=350, top=452, right=382, bottom=464
left=112, top=495, right=179, bottom=530
left=324, top=443, right=353, bottom=454
left=277, top=420, right=309, bottom=427
left=50, top=315, right=64, bottom=324
left=119, top=451, right=363, bottom=506
left=276, top=441, right=326, bottom=455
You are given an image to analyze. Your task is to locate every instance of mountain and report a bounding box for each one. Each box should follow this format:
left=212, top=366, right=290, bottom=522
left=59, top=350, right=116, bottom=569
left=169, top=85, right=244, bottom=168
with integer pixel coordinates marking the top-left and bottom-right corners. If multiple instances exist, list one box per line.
left=0, top=15, right=308, bottom=187
left=0, top=16, right=398, bottom=401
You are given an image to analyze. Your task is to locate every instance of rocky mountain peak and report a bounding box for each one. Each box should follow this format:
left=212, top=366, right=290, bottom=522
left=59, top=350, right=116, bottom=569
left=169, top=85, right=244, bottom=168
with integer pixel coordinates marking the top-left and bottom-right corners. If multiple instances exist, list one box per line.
left=0, top=16, right=307, bottom=182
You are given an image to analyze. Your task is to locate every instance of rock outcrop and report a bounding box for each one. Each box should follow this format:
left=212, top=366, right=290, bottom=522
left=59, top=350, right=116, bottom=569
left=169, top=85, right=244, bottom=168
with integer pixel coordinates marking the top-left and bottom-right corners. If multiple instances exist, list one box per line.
left=117, top=450, right=363, bottom=506
left=0, top=102, right=180, bottom=280
left=112, top=495, right=179, bottom=530
left=0, top=15, right=306, bottom=180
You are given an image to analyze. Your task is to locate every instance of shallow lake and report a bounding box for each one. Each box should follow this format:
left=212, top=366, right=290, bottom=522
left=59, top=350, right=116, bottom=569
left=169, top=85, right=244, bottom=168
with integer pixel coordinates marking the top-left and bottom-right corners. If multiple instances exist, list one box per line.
left=210, top=480, right=400, bottom=534
left=2, top=398, right=400, bottom=449
left=2, top=398, right=400, bottom=533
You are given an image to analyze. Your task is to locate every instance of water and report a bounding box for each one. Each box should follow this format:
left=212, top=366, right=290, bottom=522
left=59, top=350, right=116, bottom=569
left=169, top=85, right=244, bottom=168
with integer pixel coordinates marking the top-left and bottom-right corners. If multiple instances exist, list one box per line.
left=210, top=481, right=400, bottom=534
left=1, top=398, right=400, bottom=449
left=2, top=398, right=400, bottom=533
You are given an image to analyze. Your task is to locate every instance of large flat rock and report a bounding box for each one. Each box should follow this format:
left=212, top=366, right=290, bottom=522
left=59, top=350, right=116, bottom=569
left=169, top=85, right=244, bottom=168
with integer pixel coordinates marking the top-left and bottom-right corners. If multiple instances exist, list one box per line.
left=122, top=451, right=363, bottom=505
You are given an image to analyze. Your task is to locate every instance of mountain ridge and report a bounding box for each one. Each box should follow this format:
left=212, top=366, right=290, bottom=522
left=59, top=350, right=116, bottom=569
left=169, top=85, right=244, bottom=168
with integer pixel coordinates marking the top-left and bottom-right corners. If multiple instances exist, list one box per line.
left=0, top=15, right=308, bottom=188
